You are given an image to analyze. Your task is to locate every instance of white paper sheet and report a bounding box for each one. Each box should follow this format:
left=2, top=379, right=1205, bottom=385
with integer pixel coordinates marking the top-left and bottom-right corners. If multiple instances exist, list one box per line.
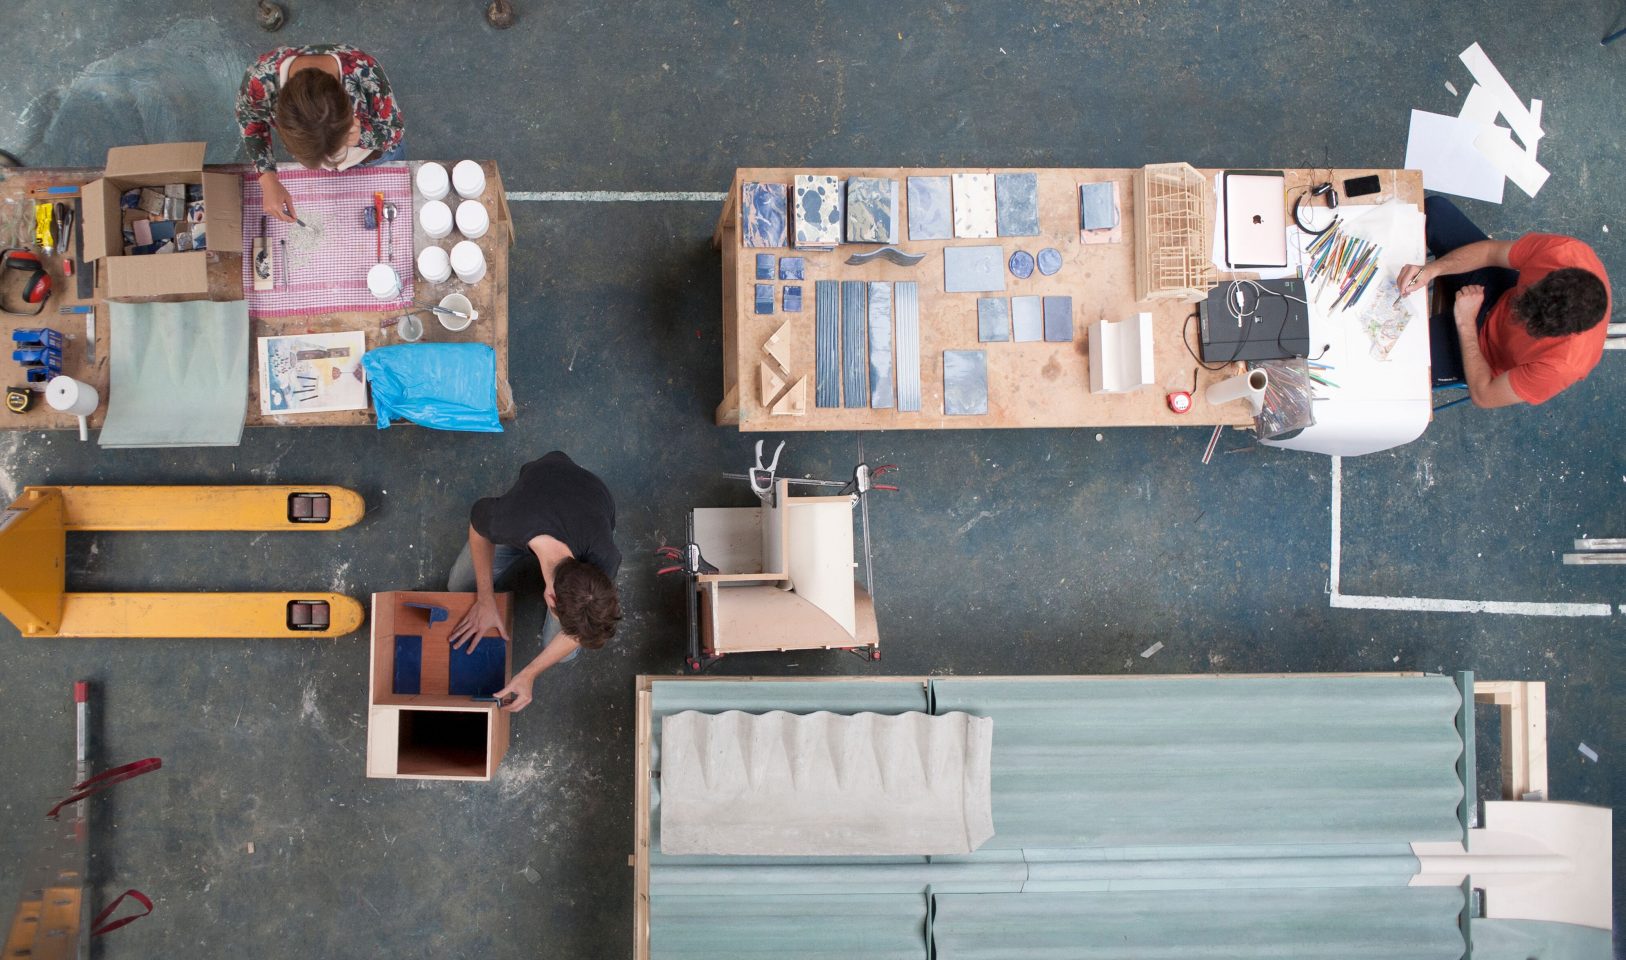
left=1404, top=109, right=1507, bottom=204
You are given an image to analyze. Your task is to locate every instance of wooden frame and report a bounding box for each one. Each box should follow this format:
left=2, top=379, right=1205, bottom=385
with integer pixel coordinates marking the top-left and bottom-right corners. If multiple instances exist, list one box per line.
left=630, top=672, right=1552, bottom=959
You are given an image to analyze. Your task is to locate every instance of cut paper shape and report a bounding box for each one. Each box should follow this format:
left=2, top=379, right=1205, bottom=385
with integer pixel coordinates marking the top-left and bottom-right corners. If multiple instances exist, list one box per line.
left=1404, top=110, right=1507, bottom=205
left=1453, top=42, right=1548, bottom=199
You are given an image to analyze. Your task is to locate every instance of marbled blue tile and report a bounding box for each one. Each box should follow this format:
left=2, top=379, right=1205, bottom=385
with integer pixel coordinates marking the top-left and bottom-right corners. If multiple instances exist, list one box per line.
left=867, top=282, right=894, bottom=408
left=907, top=176, right=953, bottom=241
left=741, top=181, right=788, bottom=247
left=778, top=256, right=805, bottom=280
left=1012, top=296, right=1043, bottom=342
left=845, top=177, right=898, bottom=244
left=943, top=350, right=989, bottom=416
left=1043, top=295, right=1073, bottom=342
left=977, top=298, right=1010, bottom=342
left=895, top=282, right=922, bottom=412
left=995, top=172, right=1040, bottom=237
left=794, top=174, right=843, bottom=248
left=755, top=253, right=775, bottom=279
left=755, top=283, right=776, bottom=315
left=814, top=280, right=841, bottom=407
left=783, top=285, right=803, bottom=312
left=944, top=245, right=1007, bottom=293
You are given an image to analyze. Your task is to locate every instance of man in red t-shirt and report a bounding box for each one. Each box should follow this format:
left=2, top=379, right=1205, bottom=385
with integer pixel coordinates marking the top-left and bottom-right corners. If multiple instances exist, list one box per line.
left=1399, top=197, right=1611, bottom=407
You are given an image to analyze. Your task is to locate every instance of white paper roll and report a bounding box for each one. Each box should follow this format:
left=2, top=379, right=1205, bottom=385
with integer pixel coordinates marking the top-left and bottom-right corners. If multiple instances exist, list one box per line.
left=452, top=160, right=486, bottom=200
left=419, top=200, right=453, bottom=239
left=455, top=200, right=489, bottom=239
left=415, top=162, right=450, bottom=201
left=1205, top=369, right=1269, bottom=415
left=450, top=240, right=486, bottom=284
left=46, top=376, right=98, bottom=441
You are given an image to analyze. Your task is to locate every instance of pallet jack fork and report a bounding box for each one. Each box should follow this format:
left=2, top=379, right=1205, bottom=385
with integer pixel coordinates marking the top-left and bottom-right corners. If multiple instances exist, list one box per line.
left=0, top=485, right=366, bottom=638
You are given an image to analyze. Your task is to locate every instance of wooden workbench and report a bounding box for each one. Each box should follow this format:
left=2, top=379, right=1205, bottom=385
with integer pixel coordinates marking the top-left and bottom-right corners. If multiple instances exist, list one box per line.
left=0, top=160, right=513, bottom=431
left=714, top=166, right=1422, bottom=431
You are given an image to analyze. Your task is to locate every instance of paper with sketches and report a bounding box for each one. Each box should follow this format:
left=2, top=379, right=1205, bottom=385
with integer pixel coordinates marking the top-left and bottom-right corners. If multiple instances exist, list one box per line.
left=258, top=331, right=369, bottom=415
left=1353, top=276, right=1415, bottom=361
left=1404, top=110, right=1508, bottom=204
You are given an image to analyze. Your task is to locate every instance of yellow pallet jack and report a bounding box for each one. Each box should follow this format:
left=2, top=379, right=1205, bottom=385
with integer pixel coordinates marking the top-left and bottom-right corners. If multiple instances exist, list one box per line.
left=0, top=486, right=366, bottom=638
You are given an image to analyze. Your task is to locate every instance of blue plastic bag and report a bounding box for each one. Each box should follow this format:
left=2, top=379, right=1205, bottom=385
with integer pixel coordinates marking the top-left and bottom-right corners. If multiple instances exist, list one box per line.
left=361, top=343, right=503, bottom=432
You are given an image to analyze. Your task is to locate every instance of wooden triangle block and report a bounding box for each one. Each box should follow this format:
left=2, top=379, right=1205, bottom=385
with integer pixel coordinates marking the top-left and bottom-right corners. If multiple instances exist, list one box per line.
left=762, top=321, right=791, bottom=371
left=770, top=376, right=807, bottom=416
left=759, top=361, right=786, bottom=405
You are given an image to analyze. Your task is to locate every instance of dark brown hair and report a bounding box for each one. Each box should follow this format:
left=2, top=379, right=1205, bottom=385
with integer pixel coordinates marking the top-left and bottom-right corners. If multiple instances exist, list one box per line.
left=553, top=558, right=621, bottom=650
left=275, top=69, right=353, bottom=169
left=1515, top=268, right=1609, bottom=338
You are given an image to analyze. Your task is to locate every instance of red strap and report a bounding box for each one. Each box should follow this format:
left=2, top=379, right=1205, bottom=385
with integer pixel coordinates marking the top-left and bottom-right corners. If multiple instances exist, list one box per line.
left=44, top=757, right=162, bottom=820
left=90, top=889, right=153, bottom=937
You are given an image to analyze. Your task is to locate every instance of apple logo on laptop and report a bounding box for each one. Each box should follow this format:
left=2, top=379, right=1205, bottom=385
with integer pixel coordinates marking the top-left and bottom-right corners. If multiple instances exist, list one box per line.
left=1252, top=215, right=1263, bottom=224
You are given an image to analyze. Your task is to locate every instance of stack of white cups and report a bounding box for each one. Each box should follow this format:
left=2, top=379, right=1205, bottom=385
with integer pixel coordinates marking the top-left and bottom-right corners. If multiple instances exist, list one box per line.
left=416, top=160, right=489, bottom=286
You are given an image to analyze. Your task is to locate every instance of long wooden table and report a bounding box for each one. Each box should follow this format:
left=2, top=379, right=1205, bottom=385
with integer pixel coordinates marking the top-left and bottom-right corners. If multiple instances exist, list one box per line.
left=714, top=166, right=1422, bottom=431
left=0, top=160, right=513, bottom=431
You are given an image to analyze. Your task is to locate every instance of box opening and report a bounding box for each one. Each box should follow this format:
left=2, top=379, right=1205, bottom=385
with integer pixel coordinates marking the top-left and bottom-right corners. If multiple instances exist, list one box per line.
left=397, top=709, right=489, bottom=778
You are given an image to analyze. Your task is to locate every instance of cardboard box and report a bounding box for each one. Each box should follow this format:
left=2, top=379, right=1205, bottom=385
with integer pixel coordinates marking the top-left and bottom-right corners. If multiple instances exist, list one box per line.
left=365, top=591, right=513, bottom=781
left=82, top=142, right=242, bottom=302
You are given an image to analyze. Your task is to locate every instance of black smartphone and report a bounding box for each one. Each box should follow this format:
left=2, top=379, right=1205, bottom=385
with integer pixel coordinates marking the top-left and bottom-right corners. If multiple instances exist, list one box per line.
left=1344, top=175, right=1381, bottom=198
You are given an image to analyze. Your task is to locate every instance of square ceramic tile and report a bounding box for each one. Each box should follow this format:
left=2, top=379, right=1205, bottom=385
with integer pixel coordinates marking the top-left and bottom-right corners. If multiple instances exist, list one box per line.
left=944, top=245, right=1006, bottom=293
left=995, top=172, right=1040, bottom=237
left=783, top=285, right=803, bottom=312
left=755, top=253, right=775, bottom=279
left=1043, top=295, right=1073, bottom=341
left=845, top=178, right=899, bottom=244
left=779, top=256, right=805, bottom=280
left=943, top=350, right=988, bottom=415
left=977, top=298, right=1010, bottom=342
left=907, top=176, right=953, bottom=241
left=793, top=175, right=843, bottom=248
left=742, top=181, right=788, bottom=247
left=755, top=283, right=776, bottom=315
left=1012, top=296, right=1043, bottom=342
left=952, top=173, right=996, bottom=238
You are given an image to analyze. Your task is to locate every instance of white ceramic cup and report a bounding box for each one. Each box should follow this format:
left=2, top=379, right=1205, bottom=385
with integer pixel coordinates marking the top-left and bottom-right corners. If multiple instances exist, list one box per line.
left=437, top=292, right=475, bottom=332
left=417, top=246, right=451, bottom=284
left=396, top=313, right=424, bottom=342
left=415, top=162, right=449, bottom=201
left=452, top=160, right=486, bottom=200
left=450, top=240, right=486, bottom=284
left=367, top=263, right=402, bottom=300
left=419, top=200, right=453, bottom=240
left=455, top=200, right=489, bottom=240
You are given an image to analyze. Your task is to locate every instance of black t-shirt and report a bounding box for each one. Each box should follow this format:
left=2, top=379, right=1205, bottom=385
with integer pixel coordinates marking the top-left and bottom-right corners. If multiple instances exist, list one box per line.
left=468, top=452, right=621, bottom=578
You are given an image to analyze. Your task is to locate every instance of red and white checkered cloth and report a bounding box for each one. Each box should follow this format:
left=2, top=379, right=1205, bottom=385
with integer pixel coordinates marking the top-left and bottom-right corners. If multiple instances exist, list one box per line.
left=239, top=166, right=414, bottom=318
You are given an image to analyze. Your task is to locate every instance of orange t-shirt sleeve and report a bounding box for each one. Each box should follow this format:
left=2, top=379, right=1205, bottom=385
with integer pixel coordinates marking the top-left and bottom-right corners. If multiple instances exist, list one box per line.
left=1508, top=233, right=1586, bottom=274
left=1506, top=360, right=1573, bottom=405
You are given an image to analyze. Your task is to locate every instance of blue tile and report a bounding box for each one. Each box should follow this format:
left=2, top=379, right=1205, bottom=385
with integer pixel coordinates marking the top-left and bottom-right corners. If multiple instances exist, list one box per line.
left=846, top=177, right=899, bottom=244
left=978, top=298, right=1011, bottom=342
left=944, top=245, right=1007, bottom=293
left=741, top=181, right=788, bottom=247
left=448, top=636, right=507, bottom=697
left=867, top=282, right=894, bottom=408
left=907, top=176, right=953, bottom=241
left=755, top=283, right=776, bottom=315
left=779, top=256, right=805, bottom=280
left=943, top=350, right=989, bottom=415
left=995, top=172, right=1040, bottom=237
left=392, top=635, right=423, bottom=694
left=895, top=282, right=922, bottom=412
left=1012, top=296, right=1044, bottom=342
left=815, top=280, right=841, bottom=407
left=1043, top=295, right=1073, bottom=341
left=841, top=280, right=868, bottom=407
left=1080, top=182, right=1119, bottom=230
left=755, top=253, right=775, bottom=279
left=783, top=285, right=803, bottom=312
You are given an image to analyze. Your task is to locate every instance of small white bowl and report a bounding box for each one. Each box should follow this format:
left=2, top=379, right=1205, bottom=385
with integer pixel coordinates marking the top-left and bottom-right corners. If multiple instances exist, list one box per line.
left=438, top=293, right=475, bottom=332
left=419, top=200, right=453, bottom=240
left=415, top=162, right=449, bottom=201
left=455, top=200, right=489, bottom=240
left=452, top=160, right=486, bottom=200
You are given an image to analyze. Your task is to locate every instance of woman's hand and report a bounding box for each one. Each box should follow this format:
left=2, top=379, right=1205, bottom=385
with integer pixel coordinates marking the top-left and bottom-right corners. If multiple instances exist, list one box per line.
left=260, top=172, right=297, bottom=224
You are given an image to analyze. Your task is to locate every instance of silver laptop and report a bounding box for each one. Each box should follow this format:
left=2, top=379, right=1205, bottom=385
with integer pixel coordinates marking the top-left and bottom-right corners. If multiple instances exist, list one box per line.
left=1223, top=171, right=1288, bottom=269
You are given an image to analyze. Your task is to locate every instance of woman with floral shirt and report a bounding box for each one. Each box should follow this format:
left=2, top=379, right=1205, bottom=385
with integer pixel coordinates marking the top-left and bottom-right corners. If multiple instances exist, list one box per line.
left=235, top=43, right=405, bottom=224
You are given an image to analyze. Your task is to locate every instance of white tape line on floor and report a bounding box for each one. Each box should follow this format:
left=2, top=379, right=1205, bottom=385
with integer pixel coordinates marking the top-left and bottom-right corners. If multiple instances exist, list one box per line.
left=505, top=191, right=725, bottom=202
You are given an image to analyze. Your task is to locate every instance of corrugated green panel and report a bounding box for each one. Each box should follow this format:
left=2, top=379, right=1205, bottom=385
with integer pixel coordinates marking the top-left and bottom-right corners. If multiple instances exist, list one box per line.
left=651, top=859, right=1027, bottom=896
left=932, top=887, right=1467, bottom=960
left=101, top=300, right=249, bottom=448
left=931, top=676, right=1464, bottom=848
left=650, top=893, right=926, bottom=960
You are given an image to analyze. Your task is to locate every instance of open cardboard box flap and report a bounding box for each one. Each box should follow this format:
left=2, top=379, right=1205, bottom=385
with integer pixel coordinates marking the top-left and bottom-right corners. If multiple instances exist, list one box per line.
left=105, top=141, right=206, bottom=178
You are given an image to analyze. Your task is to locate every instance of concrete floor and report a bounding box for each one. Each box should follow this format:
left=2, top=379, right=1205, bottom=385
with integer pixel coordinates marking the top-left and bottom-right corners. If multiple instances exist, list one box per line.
left=0, top=2, right=1621, bottom=956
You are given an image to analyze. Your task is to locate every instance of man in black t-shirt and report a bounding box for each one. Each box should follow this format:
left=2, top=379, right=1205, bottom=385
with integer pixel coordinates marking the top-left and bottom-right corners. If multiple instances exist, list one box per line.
left=446, top=451, right=622, bottom=712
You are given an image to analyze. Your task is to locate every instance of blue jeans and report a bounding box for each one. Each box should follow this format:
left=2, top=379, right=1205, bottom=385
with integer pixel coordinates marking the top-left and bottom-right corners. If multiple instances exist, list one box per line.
left=1424, top=196, right=1519, bottom=384
left=446, top=540, right=574, bottom=661
left=360, top=138, right=407, bottom=166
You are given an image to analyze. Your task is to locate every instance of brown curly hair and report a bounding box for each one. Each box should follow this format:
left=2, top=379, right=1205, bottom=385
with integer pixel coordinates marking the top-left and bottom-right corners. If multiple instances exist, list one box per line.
left=276, top=69, right=353, bottom=169
left=553, top=558, right=621, bottom=650
left=1514, top=268, right=1608, bottom=338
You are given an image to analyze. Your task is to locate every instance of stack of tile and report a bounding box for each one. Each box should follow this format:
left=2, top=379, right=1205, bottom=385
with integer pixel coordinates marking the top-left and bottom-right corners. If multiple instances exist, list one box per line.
left=741, top=181, right=788, bottom=247
left=845, top=178, right=899, bottom=244
left=793, top=175, right=843, bottom=250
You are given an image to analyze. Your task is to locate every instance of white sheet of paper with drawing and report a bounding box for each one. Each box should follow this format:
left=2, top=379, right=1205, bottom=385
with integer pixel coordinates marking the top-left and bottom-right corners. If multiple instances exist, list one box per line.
left=1404, top=109, right=1508, bottom=204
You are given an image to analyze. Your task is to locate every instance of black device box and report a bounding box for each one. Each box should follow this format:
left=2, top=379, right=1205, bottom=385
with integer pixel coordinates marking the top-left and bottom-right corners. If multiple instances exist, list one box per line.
left=1198, top=278, right=1311, bottom=363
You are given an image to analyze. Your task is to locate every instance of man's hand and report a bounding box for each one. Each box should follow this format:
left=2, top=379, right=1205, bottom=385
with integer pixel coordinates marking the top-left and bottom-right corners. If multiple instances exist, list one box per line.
left=1454, top=284, right=1485, bottom=329
left=260, top=172, right=297, bottom=224
left=1397, top=263, right=1430, bottom=298
left=492, top=673, right=534, bottom=713
left=449, top=595, right=509, bottom=653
